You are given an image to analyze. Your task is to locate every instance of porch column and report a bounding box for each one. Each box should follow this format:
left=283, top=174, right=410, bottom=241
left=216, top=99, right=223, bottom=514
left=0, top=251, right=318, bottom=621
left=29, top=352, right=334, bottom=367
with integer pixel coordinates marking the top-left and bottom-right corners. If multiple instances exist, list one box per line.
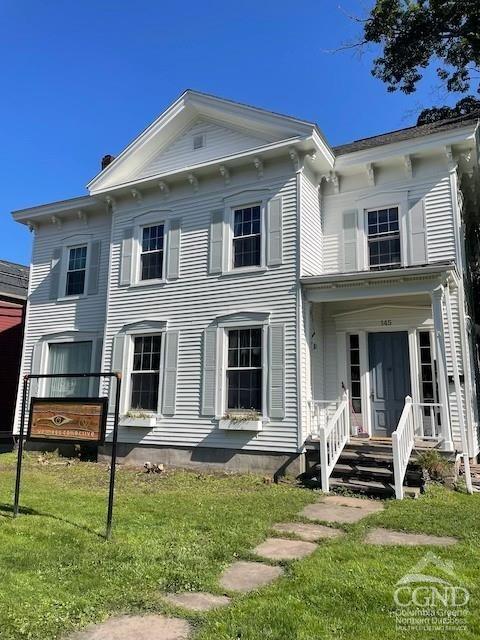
left=430, top=286, right=454, bottom=451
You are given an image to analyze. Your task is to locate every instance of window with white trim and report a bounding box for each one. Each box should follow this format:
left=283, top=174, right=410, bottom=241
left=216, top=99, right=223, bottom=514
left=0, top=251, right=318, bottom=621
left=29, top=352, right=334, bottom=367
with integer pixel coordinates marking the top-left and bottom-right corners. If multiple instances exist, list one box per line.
left=47, top=341, right=92, bottom=397
left=367, top=207, right=401, bottom=269
left=130, top=335, right=162, bottom=411
left=66, top=245, right=87, bottom=296
left=226, top=328, right=262, bottom=412
left=140, top=224, right=164, bottom=281
left=348, top=334, right=362, bottom=414
left=232, top=205, right=261, bottom=268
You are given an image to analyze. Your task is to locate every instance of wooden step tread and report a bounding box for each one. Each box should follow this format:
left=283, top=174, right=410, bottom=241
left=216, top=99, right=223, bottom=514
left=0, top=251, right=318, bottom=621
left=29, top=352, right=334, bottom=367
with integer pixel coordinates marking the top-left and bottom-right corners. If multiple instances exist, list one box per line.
left=329, top=477, right=421, bottom=498
left=333, top=463, right=393, bottom=478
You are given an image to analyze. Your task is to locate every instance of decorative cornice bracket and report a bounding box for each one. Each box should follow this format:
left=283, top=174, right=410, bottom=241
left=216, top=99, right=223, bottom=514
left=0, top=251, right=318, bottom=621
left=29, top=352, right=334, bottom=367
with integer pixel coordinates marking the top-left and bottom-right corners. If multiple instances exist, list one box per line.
left=131, top=188, right=142, bottom=202
left=158, top=181, right=170, bottom=196
left=77, top=210, right=88, bottom=226
left=50, top=215, right=62, bottom=228
left=219, top=165, right=231, bottom=185
left=253, top=157, right=263, bottom=179
left=404, top=155, right=412, bottom=179
left=289, top=147, right=300, bottom=171
left=187, top=173, right=199, bottom=192
left=365, top=162, right=375, bottom=186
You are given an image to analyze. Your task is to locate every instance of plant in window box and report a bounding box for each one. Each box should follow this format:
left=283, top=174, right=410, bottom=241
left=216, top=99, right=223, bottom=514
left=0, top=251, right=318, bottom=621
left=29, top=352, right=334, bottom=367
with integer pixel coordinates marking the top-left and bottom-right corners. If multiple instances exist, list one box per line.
left=219, top=409, right=263, bottom=431
left=119, top=410, right=157, bottom=428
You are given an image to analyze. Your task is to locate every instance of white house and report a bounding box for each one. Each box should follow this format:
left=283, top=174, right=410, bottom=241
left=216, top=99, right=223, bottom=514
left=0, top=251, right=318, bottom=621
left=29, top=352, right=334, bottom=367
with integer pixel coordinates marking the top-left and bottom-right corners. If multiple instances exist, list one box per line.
left=12, top=91, right=480, bottom=493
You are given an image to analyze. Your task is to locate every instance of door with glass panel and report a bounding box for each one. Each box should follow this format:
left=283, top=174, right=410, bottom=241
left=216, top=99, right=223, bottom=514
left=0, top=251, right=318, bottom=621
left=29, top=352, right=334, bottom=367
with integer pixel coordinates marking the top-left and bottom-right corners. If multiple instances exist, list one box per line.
left=47, top=341, right=92, bottom=397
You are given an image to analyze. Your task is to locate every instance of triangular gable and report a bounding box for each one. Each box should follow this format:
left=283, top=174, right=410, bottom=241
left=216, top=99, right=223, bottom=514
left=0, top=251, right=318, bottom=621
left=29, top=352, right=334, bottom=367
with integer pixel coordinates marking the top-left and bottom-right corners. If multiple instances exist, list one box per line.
left=131, top=116, right=272, bottom=181
left=87, top=90, right=317, bottom=194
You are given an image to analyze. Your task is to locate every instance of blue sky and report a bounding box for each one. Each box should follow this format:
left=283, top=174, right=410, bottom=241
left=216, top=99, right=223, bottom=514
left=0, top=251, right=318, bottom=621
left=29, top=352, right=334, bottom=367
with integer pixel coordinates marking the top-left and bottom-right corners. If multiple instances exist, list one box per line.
left=1, top=0, right=461, bottom=265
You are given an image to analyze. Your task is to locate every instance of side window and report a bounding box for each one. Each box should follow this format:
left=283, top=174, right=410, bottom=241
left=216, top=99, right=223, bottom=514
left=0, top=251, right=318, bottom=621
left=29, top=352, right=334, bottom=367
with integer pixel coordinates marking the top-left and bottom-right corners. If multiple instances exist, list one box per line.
left=66, top=245, right=87, bottom=296
left=226, top=327, right=262, bottom=412
left=232, top=205, right=261, bottom=268
left=47, top=341, right=92, bottom=397
left=130, top=335, right=162, bottom=411
left=367, top=207, right=401, bottom=270
left=348, top=334, right=361, bottom=414
left=140, top=224, right=164, bottom=281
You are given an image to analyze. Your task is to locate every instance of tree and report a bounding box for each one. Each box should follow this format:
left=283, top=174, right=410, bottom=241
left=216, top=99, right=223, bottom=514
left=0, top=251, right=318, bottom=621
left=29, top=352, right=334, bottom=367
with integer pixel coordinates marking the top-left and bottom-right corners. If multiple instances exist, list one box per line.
left=363, top=1, right=480, bottom=95
left=417, top=95, right=480, bottom=124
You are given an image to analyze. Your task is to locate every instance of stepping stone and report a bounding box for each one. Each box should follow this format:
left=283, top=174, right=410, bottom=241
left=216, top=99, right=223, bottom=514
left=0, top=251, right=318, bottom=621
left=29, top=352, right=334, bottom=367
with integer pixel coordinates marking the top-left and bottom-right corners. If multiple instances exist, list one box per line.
left=300, top=496, right=383, bottom=524
left=163, top=592, right=231, bottom=611
left=365, top=528, right=458, bottom=546
left=70, top=614, right=191, bottom=640
left=253, top=537, right=317, bottom=561
left=273, top=522, right=344, bottom=541
left=219, top=561, right=283, bottom=593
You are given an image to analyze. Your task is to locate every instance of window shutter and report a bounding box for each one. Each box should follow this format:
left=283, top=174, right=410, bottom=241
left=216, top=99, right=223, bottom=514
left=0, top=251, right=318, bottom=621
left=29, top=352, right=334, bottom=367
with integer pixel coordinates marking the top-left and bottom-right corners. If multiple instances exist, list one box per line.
left=29, top=342, right=43, bottom=400
left=162, top=331, right=179, bottom=415
left=269, top=324, right=285, bottom=419
left=93, top=338, right=103, bottom=395
left=209, top=210, right=224, bottom=274
left=342, top=210, right=358, bottom=272
left=167, top=218, right=181, bottom=280
left=109, top=334, right=126, bottom=413
left=201, top=327, right=217, bottom=415
left=87, top=240, right=101, bottom=295
left=120, top=227, right=134, bottom=286
left=267, top=197, right=283, bottom=266
left=409, top=198, right=427, bottom=265
left=49, top=247, right=62, bottom=300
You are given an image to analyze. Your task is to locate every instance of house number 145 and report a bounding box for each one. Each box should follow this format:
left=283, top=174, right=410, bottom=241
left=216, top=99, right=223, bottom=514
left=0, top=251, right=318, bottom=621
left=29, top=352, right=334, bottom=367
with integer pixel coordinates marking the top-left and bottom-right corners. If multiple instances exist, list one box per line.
left=381, top=320, right=392, bottom=326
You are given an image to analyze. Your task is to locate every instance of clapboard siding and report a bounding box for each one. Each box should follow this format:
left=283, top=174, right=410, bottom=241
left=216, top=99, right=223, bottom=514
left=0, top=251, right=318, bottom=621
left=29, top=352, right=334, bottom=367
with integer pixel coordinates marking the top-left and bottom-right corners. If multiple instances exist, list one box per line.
left=300, top=171, right=322, bottom=276
left=322, top=173, right=457, bottom=274
left=103, top=173, right=299, bottom=453
left=13, top=213, right=111, bottom=431
left=134, top=118, right=271, bottom=180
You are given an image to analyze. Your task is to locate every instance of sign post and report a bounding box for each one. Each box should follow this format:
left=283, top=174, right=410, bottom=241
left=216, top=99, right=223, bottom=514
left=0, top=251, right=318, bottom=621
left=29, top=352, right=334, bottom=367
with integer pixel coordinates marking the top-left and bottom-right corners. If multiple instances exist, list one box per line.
left=13, top=371, right=122, bottom=540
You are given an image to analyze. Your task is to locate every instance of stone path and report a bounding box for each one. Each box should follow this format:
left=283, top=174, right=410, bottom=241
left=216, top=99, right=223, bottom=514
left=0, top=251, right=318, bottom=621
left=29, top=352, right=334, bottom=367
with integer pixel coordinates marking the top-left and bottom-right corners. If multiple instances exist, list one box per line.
left=68, top=490, right=460, bottom=638
left=219, top=560, right=283, bottom=593
left=365, top=528, right=458, bottom=546
left=253, top=537, right=317, bottom=561
left=70, top=614, right=191, bottom=640
left=163, top=592, right=231, bottom=611
left=301, top=494, right=384, bottom=524
left=272, top=521, right=344, bottom=541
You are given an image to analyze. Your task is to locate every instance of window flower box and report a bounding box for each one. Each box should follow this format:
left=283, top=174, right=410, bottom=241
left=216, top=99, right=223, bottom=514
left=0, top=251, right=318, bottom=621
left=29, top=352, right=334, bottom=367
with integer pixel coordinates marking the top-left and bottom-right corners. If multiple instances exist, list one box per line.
left=219, top=411, right=263, bottom=432
left=119, top=415, right=157, bottom=428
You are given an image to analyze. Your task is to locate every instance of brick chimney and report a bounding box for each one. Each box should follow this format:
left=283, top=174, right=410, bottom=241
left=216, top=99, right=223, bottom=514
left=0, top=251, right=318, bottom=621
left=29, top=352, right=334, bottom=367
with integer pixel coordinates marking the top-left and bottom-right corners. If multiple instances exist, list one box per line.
left=101, top=154, right=115, bottom=170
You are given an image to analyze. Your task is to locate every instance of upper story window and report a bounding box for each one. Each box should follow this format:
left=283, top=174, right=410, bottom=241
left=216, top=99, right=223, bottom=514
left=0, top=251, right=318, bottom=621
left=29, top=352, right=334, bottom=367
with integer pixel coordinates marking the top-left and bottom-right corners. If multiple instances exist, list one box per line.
left=226, top=327, right=262, bottom=412
left=367, top=207, right=401, bottom=270
left=130, top=335, right=162, bottom=411
left=233, top=205, right=261, bottom=269
left=66, top=246, right=87, bottom=296
left=141, top=224, right=164, bottom=281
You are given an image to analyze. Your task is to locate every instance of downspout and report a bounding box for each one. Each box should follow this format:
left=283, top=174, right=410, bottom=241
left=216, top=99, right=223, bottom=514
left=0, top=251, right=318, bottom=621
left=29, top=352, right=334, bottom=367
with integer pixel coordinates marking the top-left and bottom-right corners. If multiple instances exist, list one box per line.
left=295, top=168, right=306, bottom=470
left=444, top=282, right=473, bottom=493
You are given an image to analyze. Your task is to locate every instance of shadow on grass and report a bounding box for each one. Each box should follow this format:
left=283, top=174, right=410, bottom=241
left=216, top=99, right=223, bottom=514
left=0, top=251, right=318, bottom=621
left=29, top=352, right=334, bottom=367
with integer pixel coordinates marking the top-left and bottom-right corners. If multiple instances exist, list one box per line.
left=0, top=503, right=105, bottom=539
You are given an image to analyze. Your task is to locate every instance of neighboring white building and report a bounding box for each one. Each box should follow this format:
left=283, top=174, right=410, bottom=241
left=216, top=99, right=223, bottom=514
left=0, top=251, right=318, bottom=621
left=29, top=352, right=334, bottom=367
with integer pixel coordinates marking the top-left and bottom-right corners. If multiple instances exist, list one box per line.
left=12, top=90, right=480, bottom=481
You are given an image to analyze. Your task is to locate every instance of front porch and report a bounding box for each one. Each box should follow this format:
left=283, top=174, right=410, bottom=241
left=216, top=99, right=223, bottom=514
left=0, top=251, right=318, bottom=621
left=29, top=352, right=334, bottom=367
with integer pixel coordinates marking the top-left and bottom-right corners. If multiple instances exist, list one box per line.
left=301, top=264, right=473, bottom=497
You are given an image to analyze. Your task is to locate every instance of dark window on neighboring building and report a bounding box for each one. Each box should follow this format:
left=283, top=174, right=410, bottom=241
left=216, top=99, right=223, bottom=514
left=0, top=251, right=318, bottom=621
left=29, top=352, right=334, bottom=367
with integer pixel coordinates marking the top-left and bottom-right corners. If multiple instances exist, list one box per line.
left=226, top=328, right=262, bottom=412
left=66, top=246, right=87, bottom=296
left=141, top=224, right=164, bottom=281
left=233, top=206, right=261, bottom=268
left=130, top=335, right=162, bottom=411
left=367, top=207, right=401, bottom=269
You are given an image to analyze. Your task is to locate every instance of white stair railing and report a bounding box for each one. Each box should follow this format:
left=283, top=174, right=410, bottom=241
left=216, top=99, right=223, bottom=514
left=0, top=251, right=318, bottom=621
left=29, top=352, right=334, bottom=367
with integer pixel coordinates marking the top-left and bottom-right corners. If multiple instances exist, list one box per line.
left=392, top=395, right=415, bottom=500
left=318, top=391, right=350, bottom=493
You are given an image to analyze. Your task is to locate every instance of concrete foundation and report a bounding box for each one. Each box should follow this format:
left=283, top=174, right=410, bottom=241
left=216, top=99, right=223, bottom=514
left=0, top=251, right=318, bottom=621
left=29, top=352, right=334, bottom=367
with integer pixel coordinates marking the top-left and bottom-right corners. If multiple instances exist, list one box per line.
left=98, top=443, right=304, bottom=477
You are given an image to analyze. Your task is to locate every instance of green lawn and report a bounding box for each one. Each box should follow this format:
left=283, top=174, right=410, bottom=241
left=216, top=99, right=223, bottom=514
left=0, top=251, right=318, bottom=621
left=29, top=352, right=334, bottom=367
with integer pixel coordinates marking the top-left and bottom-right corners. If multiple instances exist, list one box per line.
left=0, top=452, right=479, bottom=640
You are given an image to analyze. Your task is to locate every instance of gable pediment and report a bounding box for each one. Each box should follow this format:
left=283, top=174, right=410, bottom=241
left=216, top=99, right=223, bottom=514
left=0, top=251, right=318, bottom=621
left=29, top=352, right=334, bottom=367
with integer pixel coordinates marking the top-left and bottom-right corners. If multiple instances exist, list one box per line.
left=87, top=90, right=318, bottom=194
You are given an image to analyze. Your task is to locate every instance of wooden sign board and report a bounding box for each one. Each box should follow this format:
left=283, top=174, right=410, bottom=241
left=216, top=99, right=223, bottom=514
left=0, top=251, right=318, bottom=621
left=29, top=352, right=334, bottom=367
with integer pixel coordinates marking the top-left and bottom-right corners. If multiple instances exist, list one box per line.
left=27, top=397, right=108, bottom=444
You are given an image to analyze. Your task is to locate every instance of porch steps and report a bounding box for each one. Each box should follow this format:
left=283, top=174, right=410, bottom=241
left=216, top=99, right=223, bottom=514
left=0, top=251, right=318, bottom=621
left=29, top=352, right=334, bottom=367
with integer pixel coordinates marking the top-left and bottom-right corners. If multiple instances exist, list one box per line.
left=304, top=438, right=424, bottom=498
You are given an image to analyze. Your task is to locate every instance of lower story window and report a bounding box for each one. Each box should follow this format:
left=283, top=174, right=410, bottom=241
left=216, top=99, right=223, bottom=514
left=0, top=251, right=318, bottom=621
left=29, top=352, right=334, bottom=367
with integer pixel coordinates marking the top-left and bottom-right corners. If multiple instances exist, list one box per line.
left=226, top=327, right=262, bottom=412
left=130, top=335, right=162, bottom=411
left=47, top=341, right=92, bottom=397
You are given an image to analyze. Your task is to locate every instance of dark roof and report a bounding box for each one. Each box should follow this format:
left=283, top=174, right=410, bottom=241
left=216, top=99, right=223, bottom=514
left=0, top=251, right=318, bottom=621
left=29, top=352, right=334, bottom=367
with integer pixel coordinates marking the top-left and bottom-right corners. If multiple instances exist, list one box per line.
left=333, top=111, right=480, bottom=156
left=0, top=260, right=29, bottom=299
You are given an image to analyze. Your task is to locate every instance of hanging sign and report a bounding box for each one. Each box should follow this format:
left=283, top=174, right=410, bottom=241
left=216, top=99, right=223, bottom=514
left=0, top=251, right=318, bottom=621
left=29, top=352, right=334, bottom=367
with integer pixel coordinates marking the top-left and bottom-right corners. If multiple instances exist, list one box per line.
left=27, top=397, right=108, bottom=444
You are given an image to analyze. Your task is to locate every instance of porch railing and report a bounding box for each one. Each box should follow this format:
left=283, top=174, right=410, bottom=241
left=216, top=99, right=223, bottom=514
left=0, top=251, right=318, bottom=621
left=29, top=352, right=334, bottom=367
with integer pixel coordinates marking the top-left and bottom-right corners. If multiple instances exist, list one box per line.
left=317, top=391, right=350, bottom=493
left=392, top=395, right=415, bottom=500
left=412, top=402, right=442, bottom=440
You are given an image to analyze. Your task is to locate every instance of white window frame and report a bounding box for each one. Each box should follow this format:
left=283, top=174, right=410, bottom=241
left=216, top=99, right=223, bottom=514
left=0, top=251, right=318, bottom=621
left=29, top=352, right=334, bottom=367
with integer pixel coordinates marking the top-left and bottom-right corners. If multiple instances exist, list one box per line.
left=58, top=234, right=93, bottom=301
left=229, top=203, right=264, bottom=272
left=121, top=328, right=166, bottom=416
left=216, top=317, right=270, bottom=420
left=365, top=205, right=402, bottom=271
left=193, top=132, right=206, bottom=150
left=132, top=213, right=170, bottom=287
left=224, top=325, right=264, bottom=415
left=355, top=192, right=409, bottom=272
